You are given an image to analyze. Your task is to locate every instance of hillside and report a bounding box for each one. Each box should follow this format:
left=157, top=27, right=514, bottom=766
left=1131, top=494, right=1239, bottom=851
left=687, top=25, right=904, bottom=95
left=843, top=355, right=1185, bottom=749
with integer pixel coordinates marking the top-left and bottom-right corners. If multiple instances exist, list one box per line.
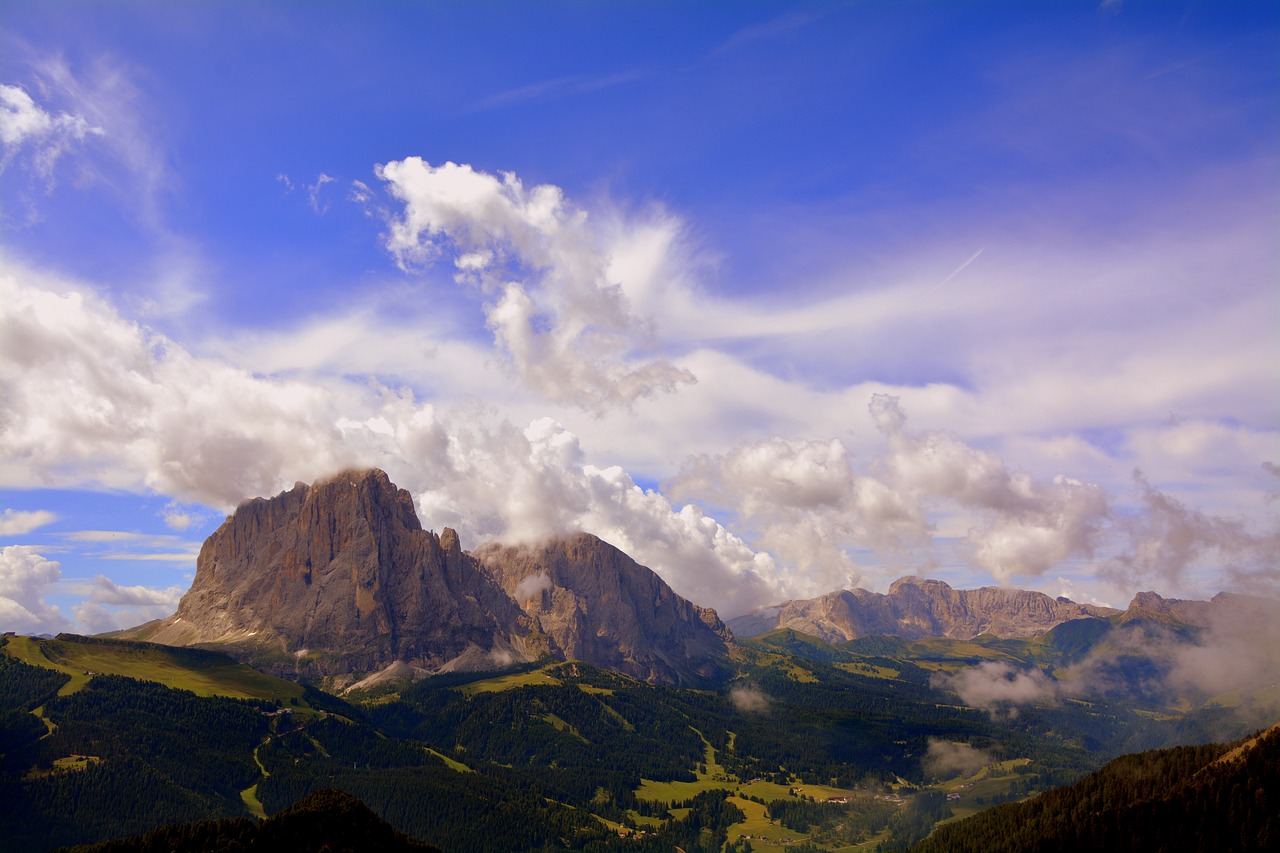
left=909, top=724, right=1280, bottom=853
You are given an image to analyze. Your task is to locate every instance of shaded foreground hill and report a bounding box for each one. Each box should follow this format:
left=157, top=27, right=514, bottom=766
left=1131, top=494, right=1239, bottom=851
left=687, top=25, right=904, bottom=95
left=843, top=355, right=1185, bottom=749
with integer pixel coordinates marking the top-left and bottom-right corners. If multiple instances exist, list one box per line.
left=56, top=788, right=441, bottom=853
left=909, top=723, right=1280, bottom=853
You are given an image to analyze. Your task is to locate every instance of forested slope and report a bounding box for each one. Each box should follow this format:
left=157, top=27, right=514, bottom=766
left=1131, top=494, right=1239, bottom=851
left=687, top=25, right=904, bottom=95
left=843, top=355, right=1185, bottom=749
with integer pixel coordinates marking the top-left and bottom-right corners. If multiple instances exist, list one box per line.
left=910, top=725, right=1279, bottom=853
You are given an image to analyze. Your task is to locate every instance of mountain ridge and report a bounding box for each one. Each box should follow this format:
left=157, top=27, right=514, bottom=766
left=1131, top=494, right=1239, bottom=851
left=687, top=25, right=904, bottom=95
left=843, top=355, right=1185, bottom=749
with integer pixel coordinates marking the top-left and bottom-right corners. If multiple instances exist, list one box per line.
left=727, top=576, right=1119, bottom=643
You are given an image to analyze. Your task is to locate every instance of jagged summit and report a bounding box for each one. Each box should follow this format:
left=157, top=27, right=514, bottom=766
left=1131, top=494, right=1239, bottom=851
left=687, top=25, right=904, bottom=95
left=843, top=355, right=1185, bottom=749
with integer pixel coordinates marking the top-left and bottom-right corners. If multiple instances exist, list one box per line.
left=727, top=577, right=1119, bottom=642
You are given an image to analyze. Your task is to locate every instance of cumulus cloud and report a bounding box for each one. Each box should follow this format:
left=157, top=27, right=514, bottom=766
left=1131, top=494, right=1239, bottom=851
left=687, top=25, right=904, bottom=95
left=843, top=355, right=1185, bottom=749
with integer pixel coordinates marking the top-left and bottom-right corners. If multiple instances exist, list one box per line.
left=671, top=394, right=1111, bottom=593
left=375, top=158, right=695, bottom=411
left=923, top=738, right=992, bottom=779
left=70, top=574, right=184, bottom=634
left=932, top=661, right=1059, bottom=718
left=0, top=82, right=103, bottom=182
left=0, top=266, right=353, bottom=506
left=870, top=395, right=1110, bottom=581
left=0, top=508, right=57, bottom=536
left=672, top=436, right=920, bottom=593
left=0, top=545, right=71, bottom=634
left=729, top=685, right=771, bottom=714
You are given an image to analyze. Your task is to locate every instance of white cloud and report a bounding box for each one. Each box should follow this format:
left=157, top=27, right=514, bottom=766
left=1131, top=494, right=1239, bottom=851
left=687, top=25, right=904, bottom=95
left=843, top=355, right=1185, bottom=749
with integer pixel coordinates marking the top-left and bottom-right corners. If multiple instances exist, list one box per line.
left=161, top=501, right=201, bottom=531
left=0, top=82, right=103, bottom=182
left=308, top=172, right=335, bottom=213
left=729, top=685, right=772, bottom=714
left=1103, top=472, right=1280, bottom=594
left=670, top=394, right=1111, bottom=593
left=375, top=158, right=695, bottom=411
left=70, top=574, right=184, bottom=634
left=513, top=572, right=552, bottom=603
left=0, top=508, right=57, bottom=536
left=0, top=262, right=353, bottom=506
left=923, top=738, right=992, bottom=779
left=933, top=661, right=1059, bottom=718
left=0, top=545, right=71, bottom=634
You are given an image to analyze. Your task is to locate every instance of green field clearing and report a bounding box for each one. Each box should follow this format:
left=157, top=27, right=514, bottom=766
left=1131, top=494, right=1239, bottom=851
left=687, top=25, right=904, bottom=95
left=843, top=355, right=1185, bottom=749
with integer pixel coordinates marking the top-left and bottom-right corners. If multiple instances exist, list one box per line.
left=909, top=659, right=966, bottom=672
left=3, top=635, right=308, bottom=705
left=929, top=758, right=1033, bottom=821
left=636, top=727, right=737, bottom=803
left=457, top=667, right=564, bottom=696
left=52, top=754, right=101, bottom=771
left=725, top=795, right=804, bottom=851
left=833, top=662, right=899, bottom=679
left=240, top=783, right=266, bottom=819
left=426, top=747, right=473, bottom=772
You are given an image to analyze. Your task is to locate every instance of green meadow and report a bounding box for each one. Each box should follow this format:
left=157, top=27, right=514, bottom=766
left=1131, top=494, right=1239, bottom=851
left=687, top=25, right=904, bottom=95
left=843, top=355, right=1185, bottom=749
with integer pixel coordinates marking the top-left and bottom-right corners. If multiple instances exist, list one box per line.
left=2, top=634, right=308, bottom=705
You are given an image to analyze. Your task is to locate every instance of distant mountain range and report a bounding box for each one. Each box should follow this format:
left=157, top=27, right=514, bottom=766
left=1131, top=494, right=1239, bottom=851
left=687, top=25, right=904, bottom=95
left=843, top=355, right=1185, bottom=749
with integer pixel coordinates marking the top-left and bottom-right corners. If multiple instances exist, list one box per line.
left=727, top=578, right=1119, bottom=642
left=122, top=468, right=1264, bottom=691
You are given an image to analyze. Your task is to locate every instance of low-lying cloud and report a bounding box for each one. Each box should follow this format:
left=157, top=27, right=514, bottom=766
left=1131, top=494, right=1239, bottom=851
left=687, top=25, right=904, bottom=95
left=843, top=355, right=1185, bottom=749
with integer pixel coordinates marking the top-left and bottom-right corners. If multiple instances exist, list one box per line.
left=923, top=738, right=992, bottom=779
left=932, top=661, right=1060, bottom=718
left=729, top=685, right=771, bottom=714
left=513, top=571, right=553, bottom=603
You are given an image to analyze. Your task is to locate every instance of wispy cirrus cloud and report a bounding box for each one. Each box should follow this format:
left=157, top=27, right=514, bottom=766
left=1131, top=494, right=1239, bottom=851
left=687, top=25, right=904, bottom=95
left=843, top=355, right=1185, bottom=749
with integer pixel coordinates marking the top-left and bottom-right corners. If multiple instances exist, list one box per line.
left=0, top=81, right=103, bottom=185
left=475, top=68, right=650, bottom=110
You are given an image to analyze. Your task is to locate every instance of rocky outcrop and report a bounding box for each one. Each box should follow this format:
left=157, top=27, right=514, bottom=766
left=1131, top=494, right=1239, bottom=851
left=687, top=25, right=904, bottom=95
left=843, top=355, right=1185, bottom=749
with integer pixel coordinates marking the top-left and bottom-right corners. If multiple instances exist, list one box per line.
left=145, top=469, right=536, bottom=676
left=728, top=576, right=1119, bottom=642
left=474, top=533, right=732, bottom=685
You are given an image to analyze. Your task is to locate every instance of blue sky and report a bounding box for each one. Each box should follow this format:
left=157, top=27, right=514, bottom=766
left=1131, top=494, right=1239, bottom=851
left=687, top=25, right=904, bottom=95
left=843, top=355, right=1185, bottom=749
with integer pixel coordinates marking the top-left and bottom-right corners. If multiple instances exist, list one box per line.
left=2, top=1, right=1277, bottom=633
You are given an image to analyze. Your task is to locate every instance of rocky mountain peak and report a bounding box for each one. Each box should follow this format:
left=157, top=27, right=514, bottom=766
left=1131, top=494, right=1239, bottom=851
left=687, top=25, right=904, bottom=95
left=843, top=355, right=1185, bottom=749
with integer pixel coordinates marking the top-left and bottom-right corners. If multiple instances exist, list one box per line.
left=144, top=469, right=534, bottom=678
left=133, top=470, right=731, bottom=686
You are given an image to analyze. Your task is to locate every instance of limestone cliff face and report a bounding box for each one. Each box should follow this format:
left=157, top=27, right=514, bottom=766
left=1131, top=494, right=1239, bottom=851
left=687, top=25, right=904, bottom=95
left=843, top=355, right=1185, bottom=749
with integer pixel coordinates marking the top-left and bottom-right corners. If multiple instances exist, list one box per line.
left=729, top=576, right=1118, bottom=642
left=147, top=469, right=534, bottom=675
left=474, top=533, right=732, bottom=685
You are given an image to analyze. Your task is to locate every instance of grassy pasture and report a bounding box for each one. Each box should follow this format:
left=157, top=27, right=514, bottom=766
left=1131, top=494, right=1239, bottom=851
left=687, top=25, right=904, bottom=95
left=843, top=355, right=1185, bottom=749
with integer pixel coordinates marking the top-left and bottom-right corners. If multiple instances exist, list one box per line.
left=929, top=757, right=1033, bottom=821
left=833, top=662, right=899, bottom=679
left=2, top=634, right=307, bottom=705
left=456, top=666, right=564, bottom=696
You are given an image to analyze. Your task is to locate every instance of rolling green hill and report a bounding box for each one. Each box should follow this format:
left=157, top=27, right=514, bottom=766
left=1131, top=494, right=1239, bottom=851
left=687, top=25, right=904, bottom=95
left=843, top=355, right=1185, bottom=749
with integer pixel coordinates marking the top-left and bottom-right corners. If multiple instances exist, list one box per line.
left=2, top=634, right=308, bottom=706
